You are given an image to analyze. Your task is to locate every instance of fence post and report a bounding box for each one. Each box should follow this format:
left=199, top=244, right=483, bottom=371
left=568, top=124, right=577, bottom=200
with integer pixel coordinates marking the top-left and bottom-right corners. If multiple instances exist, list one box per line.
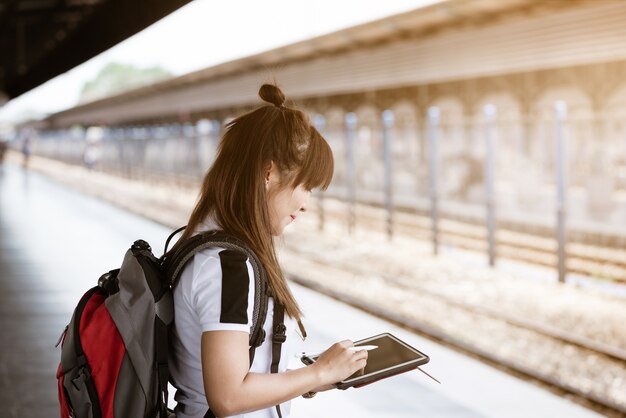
left=313, top=114, right=327, bottom=232
left=428, top=107, right=440, bottom=256
left=484, top=104, right=497, bottom=267
left=382, top=109, right=394, bottom=241
left=184, top=122, right=196, bottom=183
left=345, top=112, right=357, bottom=235
left=211, top=120, right=221, bottom=162
left=554, top=101, right=568, bottom=283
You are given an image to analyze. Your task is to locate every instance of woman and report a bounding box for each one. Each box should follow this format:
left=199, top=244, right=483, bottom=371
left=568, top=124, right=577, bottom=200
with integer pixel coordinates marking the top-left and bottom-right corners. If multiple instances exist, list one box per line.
left=168, top=83, right=368, bottom=418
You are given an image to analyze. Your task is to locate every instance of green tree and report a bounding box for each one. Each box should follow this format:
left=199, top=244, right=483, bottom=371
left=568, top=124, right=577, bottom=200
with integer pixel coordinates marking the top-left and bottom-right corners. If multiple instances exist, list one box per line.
left=78, top=62, right=173, bottom=103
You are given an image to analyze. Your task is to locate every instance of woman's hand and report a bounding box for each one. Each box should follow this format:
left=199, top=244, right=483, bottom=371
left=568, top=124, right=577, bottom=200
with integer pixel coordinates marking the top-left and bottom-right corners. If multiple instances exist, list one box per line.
left=199, top=334, right=366, bottom=414
left=309, top=339, right=368, bottom=387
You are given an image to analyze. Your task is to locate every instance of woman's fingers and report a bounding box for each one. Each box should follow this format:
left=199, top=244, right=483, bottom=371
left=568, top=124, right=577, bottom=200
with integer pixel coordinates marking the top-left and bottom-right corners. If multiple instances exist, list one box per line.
left=351, top=349, right=368, bottom=360
left=350, top=349, right=368, bottom=372
left=351, top=353, right=366, bottom=361
left=312, top=339, right=370, bottom=385
left=357, top=357, right=367, bottom=367
left=338, top=339, right=354, bottom=348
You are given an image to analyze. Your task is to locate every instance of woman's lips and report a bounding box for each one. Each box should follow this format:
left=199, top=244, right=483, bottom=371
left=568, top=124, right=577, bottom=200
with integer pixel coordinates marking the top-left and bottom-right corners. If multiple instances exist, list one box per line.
left=290, top=215, right=296, bottom=221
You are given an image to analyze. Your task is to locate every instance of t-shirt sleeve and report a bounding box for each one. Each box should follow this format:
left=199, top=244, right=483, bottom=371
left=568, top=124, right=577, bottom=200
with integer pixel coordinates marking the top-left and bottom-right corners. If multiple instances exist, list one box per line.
left=190, top=248, right=255, bottom=334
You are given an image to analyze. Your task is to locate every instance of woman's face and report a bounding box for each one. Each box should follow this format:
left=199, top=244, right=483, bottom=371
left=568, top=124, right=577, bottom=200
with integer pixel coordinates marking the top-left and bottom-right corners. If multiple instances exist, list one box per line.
left=265, top=162, right=311, bottom=236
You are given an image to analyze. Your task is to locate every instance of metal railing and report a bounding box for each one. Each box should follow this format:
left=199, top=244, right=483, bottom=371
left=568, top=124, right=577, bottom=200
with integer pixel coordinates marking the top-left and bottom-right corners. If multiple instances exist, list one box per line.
left=16, top=103, right=626, bottom=285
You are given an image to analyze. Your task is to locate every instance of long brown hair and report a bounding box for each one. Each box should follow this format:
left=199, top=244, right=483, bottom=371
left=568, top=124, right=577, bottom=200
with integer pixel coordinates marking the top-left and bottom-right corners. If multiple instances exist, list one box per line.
left=169, top=83, right=333, bottom=325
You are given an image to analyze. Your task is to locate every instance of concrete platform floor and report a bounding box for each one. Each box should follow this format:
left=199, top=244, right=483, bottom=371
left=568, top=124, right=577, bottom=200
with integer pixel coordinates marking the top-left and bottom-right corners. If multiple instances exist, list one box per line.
left=0, top=163, right=607, bottom=418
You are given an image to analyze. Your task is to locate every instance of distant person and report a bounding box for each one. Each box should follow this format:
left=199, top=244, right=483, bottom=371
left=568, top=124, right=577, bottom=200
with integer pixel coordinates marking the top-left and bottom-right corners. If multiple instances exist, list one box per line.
left=0, top=139, right=7, bottom=164
left=164, top=83, right=367, bottom=418
left=83, top=141, right=100, bottom=171
left=21, top=132, right=31, bottom=169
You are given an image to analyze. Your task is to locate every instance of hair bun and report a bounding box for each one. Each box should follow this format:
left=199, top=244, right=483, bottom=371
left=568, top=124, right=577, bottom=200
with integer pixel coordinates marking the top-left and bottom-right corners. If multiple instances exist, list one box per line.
left=259, top=84, right=286, bottom=107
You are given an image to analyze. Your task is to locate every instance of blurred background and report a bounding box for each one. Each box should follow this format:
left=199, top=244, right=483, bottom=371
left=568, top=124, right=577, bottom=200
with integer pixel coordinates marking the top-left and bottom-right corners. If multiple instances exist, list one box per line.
left=1, top=0, right=625, bottom=417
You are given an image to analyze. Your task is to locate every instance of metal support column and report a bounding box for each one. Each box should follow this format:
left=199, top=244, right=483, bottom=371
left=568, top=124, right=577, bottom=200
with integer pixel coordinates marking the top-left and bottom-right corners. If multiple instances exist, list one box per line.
left=345, top=112, right=357, bottom=235
left=313, top=114, right=327, bottom=232
left=554, top=101, right=568, bottom=283
left=484, top=104, right=497, bottom=267
left=382, top=109, right=394, bottom=241
left=428, top=107, right=440, bottom=256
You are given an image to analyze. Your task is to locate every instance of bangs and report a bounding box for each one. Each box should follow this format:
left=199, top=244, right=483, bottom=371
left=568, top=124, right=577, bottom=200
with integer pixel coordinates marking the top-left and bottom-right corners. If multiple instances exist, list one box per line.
left=293, top=127, right=334, bottom=191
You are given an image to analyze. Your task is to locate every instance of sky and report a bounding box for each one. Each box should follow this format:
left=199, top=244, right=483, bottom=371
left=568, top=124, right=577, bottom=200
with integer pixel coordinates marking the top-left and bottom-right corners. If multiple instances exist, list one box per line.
left=0, top=0, right=442, bottom=126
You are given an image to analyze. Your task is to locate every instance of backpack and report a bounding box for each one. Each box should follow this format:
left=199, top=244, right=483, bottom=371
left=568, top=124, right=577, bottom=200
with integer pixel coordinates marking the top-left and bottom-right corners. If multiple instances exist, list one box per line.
left=56, top=226, right=289, bottom=418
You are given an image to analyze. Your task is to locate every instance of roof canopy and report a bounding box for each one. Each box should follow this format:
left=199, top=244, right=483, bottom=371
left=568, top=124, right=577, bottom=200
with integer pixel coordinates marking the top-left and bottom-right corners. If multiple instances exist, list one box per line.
left=0, top=0, right=192, bottom=101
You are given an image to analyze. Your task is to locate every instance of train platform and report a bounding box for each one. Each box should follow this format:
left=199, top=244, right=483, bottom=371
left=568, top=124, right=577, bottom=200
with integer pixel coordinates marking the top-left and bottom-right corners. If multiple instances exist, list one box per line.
left=0, top=160, right=611, bottom=417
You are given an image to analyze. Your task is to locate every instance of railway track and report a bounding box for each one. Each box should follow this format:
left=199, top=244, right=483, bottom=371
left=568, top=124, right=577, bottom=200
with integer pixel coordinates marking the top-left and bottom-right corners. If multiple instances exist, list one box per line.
left=282, top=245, right=626, bottom=418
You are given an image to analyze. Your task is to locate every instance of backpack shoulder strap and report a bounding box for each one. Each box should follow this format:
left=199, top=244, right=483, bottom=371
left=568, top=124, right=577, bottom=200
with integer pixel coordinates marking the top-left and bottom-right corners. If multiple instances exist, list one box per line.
left=270, top=296, right=287, bottom=418
left=164, top=229, right=270, bottom=351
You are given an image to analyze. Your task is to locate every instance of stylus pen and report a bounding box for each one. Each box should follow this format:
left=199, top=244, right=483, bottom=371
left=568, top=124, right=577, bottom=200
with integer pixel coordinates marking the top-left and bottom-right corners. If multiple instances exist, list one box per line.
left=298, top=345, right=378, bottom=358
left=347, top=345, right=378, bottom=352
left=417, top=367, right=441, bottom=384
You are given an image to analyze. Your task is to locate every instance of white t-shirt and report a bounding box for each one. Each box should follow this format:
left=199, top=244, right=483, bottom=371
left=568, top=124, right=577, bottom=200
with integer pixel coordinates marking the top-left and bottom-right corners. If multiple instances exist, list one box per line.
left=169, top=215, right=305, bottom=418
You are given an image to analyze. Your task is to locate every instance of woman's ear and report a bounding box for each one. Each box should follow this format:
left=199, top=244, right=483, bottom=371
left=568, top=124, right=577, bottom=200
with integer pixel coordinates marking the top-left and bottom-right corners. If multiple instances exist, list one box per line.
left=265, top=160, right=278, bottom=187
left=264, top=161, right=272, bottom=187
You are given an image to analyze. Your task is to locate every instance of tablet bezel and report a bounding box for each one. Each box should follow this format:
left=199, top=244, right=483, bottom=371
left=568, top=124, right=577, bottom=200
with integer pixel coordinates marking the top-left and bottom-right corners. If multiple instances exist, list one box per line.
left=301, top=332, right=430, bottom=390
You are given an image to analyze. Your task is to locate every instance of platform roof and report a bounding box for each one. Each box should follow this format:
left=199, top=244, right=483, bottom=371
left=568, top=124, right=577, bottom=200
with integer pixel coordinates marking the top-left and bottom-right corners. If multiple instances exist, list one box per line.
left=48, top=0, right=596, bottom=113
left=38, top=0, right=616, bottom=128
left=0, top=0, right=192, bottom=101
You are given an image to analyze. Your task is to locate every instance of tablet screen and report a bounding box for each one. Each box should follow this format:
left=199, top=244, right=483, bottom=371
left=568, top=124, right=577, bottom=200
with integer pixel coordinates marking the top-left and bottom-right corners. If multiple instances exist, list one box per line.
left=307, top=333, right=428, bottom=384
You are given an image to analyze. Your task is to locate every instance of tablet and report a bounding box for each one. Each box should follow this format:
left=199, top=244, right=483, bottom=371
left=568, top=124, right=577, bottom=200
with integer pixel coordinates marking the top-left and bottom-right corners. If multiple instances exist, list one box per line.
left=300, top=332, right=430, bottom=390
